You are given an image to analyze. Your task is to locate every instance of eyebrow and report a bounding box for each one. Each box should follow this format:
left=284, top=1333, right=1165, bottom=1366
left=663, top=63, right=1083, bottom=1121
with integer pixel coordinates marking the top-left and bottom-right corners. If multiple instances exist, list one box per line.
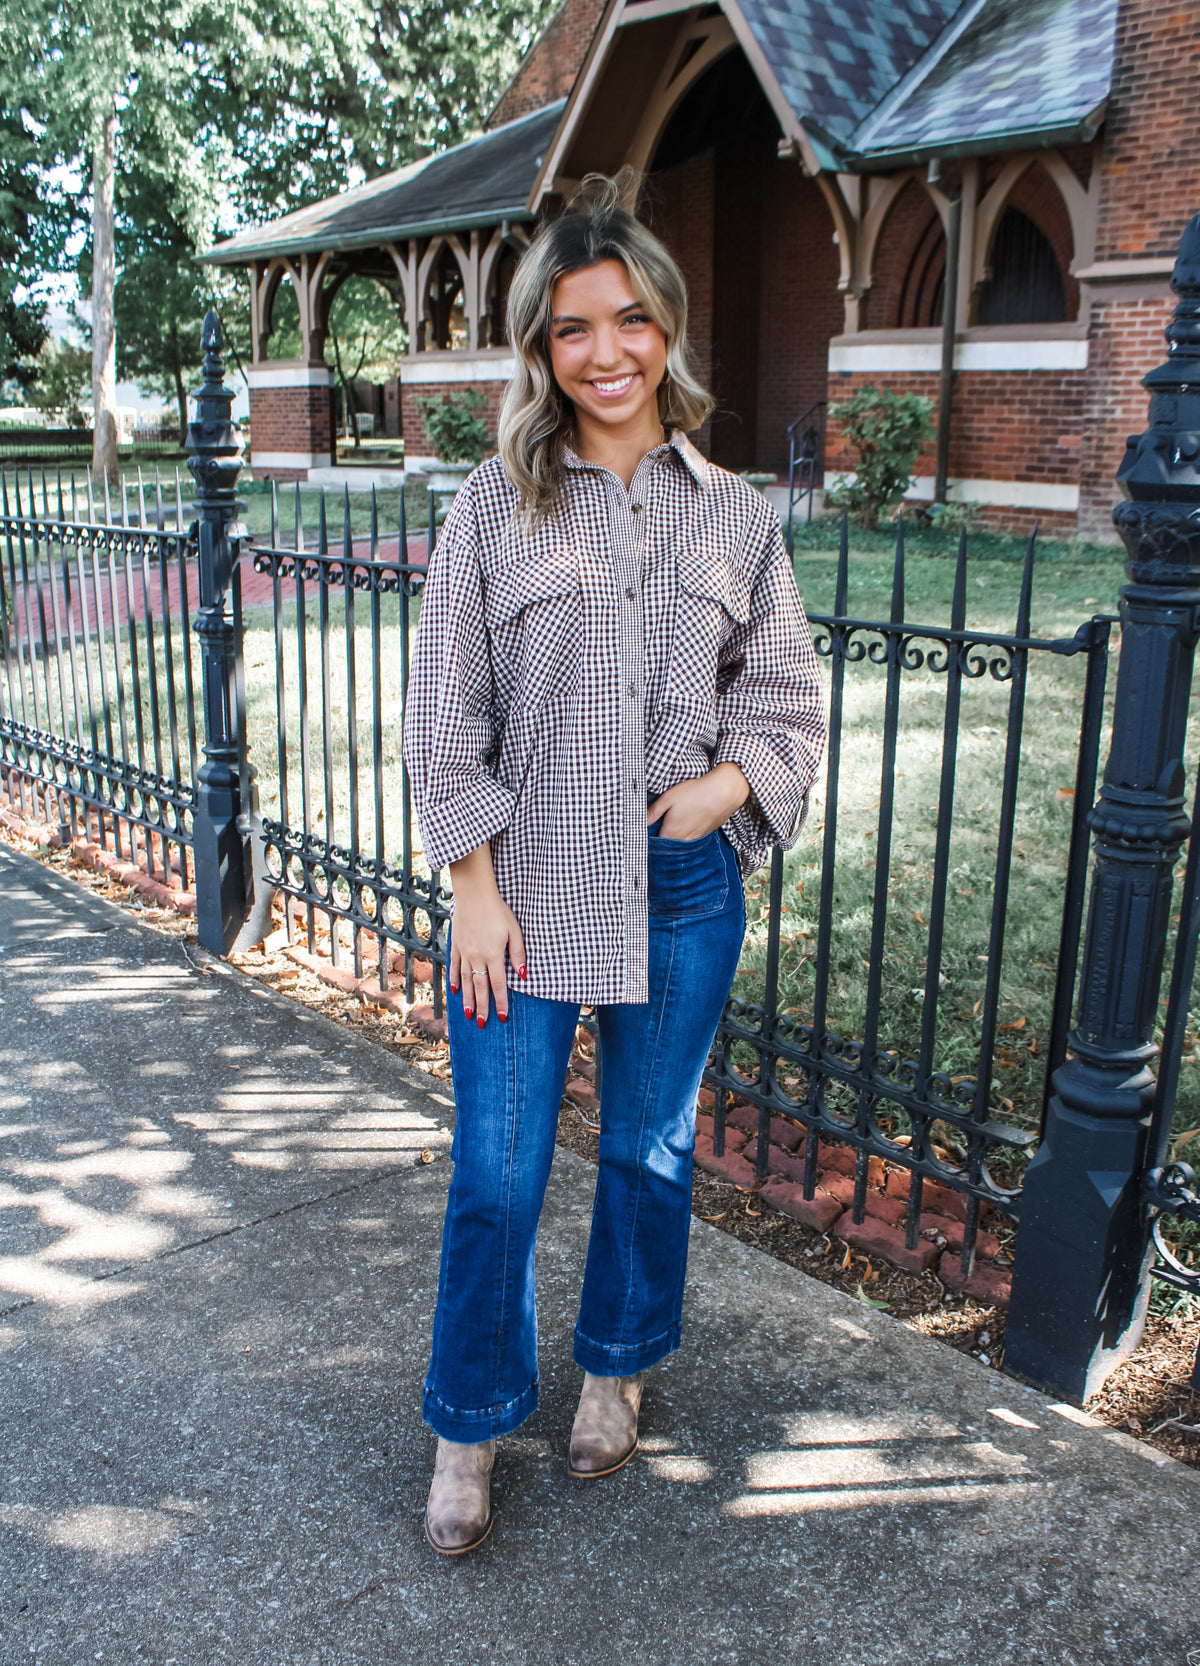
left=550, top=301, right=645, bottom=325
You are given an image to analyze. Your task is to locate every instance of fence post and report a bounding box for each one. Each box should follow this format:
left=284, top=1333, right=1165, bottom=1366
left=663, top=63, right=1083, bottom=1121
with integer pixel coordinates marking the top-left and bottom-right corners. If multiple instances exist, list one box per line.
left=1005, top=213, right=1200, bottom=1402
left=186, top=311, right=254, bottom=955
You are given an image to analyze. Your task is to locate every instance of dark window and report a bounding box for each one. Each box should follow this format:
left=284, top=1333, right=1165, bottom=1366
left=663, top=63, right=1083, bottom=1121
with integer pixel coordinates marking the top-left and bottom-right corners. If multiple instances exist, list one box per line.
left=977, top=208, right=1066, bottom=325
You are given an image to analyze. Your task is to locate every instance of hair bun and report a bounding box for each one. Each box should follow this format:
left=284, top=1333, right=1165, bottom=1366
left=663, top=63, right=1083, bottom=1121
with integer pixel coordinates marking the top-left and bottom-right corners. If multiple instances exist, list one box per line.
left=566, top=167, right=644, bottom=218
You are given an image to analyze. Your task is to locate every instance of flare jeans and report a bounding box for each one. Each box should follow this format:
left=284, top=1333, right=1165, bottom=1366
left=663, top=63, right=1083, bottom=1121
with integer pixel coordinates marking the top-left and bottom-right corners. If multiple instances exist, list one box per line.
left=422, top=824, right=746, bottom=1442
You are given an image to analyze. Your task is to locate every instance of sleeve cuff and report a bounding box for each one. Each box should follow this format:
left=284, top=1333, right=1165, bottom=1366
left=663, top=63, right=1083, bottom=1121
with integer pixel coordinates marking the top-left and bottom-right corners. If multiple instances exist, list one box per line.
left=417, top=776, right=517, bottom=870
left=714, top=733, right=810, bottom=850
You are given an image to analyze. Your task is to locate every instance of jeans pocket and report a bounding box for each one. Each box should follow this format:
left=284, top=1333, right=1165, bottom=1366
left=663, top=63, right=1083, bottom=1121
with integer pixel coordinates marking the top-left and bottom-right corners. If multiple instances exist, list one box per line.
left=647, top=830, right=730, bottom=918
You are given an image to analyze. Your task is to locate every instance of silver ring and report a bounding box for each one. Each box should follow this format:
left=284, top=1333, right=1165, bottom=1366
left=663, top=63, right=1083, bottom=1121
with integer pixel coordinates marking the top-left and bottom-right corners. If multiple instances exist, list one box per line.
left=470, top=967, right=487, bottom=976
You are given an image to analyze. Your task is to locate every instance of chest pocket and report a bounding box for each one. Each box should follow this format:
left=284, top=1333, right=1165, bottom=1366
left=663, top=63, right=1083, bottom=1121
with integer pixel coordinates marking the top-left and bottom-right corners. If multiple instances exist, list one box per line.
left=666, top=547, right=750, bottom=705
left=483, top=548, right=584, bottom=713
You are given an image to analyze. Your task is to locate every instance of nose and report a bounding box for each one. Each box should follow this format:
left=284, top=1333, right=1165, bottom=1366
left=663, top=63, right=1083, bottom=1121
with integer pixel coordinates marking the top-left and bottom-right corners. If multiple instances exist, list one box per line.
left=591, top=323, right=625, bottom=369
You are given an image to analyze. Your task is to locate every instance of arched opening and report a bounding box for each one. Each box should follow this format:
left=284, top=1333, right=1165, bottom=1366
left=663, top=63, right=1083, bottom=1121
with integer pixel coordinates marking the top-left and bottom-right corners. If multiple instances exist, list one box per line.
left=870, top=180, right=947, bottom=329
left=266, top=270, right=303, bottom=358
left=646, top=50, right=838, bottom=473
left=977, top=208, right=1066, bottom=324
left=324, top=273, right=406, bottom=447
left=422, top=244, right=468, bottom=351
left=484, top=242, right=521, bottom=348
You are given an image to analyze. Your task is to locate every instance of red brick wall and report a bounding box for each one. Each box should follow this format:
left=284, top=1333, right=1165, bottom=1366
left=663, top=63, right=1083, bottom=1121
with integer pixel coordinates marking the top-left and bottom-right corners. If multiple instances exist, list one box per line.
left=488, top=0, right=609, bottom=129
left=825, top=366, right=1085, bottom=535
left=401, top=382, right=504, bottom=466
left=1095, top=0, right=1200, bottom=259
left=1079, top=294, right=1173, bottom=538
left=756, top=170, right=843, bottom=476
left=651, top=151, right=716, bottom=449
left=248, top=383, right=333, bottom=481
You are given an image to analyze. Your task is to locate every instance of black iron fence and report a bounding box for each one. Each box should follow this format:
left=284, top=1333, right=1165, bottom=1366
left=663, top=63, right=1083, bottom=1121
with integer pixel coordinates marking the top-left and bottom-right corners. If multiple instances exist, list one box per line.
left=4, top=248, right=1200, bottom=1401
left=0, top=468, right=199, bottom=890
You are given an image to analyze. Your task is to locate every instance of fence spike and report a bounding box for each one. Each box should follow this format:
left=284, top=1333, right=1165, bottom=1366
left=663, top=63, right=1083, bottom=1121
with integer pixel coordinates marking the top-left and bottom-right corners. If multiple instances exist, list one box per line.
left=398, top=476, right=407, bottom=557
left=835, top=510, right=849, bottom=614
left=86, top=466, right=95, bottom=525
left=1, top=472, right=9, bottom=518
left=103, top=472, right=113, bottom=530
left=137, top=468, right=148, bottom=537
left=269, top=479, right=278, bottom=547
left=370, top=484, right=378, bottom=561
left=121, top=473, right=131, bottom=531
left=952, top=528, right=967, bottom=631
left=343, top=484, right=352, bottom=562
left=890, top=512, right=905, bottom=626
left=1016, top=525, right=1037, bottom=638
left=427, top=486, right=436, bottom=561
left=13, top=471, right=23, bottom=517
left=40, top=466, right=49, bottom=518
left=317, top=489, right=328, bottom=557
left=174, top=471, right=185, bottom=541
left=294, top=483, right=304, bottom=554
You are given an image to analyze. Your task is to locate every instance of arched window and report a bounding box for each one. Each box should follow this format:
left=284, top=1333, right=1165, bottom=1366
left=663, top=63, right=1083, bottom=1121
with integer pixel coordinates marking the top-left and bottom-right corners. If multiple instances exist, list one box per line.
left=977, top=208, right=1066, bottom=325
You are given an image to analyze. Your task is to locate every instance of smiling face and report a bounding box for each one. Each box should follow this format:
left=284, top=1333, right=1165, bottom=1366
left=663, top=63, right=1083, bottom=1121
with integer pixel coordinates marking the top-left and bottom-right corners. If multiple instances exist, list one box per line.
left=547, top=258, right=669, bottom=460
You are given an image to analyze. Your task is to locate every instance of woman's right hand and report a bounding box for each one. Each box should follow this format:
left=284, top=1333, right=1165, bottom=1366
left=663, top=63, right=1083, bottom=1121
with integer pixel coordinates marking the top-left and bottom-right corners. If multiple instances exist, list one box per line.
left=447, top=843, right=527, bottom=1028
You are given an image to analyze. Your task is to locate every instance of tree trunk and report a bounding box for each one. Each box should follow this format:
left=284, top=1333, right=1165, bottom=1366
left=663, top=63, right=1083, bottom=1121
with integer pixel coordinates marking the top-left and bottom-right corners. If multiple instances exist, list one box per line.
left=91, top=103, right=119, bottom=483
left=330, top=328, right=360, bottom=449
left=173, top=360, right=188, bottom=447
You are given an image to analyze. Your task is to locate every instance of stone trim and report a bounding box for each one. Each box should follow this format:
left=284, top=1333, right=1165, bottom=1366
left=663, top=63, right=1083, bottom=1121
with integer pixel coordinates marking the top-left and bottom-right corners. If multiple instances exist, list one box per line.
left=246, top=364, right=336, bottom=388
left=250, top=450, right=334, bottom=470
left=829, top=332, right=1089, bottom=373
left=824, top=470, right=1080, bottom=512
left=401, top=353, right=516, bottom=385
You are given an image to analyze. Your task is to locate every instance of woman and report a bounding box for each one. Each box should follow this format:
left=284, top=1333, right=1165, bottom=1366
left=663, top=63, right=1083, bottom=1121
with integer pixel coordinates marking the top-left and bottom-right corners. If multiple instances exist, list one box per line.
left=403, top=175, right=825, bottom=1554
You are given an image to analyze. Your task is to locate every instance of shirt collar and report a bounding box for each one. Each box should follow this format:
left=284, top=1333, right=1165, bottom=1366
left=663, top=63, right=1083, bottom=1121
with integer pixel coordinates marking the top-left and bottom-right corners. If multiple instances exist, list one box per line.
left=562, top=429, right=709, bottom=492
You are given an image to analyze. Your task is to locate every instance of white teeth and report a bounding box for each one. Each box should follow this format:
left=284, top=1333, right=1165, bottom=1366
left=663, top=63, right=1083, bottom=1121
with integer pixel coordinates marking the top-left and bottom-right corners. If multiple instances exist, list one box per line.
left=593, top=375, right=634, bottom=392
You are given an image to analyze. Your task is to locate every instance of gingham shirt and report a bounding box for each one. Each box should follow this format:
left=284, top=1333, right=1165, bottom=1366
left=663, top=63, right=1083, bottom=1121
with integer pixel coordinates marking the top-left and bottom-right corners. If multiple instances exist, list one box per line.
left=402, top=433, right=825, bottom=1004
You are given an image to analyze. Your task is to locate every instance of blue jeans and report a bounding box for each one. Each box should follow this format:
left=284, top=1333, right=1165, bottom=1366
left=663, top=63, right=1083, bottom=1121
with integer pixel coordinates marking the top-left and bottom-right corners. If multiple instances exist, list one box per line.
left=423, top=826, right=746, bottom=1442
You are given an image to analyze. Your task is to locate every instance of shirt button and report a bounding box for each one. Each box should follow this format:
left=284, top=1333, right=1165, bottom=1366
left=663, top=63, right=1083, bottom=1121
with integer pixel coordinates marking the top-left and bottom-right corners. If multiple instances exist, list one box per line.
left=631, top=503, right=643, bottom=514
left=625, top=585, right=636, bottom=598
left=627, top=682, right=638, bottom=697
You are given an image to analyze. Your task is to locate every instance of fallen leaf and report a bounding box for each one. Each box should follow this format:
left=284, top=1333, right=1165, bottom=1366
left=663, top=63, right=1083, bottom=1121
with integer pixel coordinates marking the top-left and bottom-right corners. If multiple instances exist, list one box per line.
left=419, top=1148, right=434, bottom=1164
left=746, top=1203, right=762, bottom=1217
left=913, top=911, right=926, bottom=926
left=973, top=1000, right=981, bottom=1016
left=998, top=1016, right=1027, bottom=1031
left=856, top=1281, right=891, bottom=1311
left=1055, top=787, right=1075, bottom=805
left=700, top=1211, right=729, bottom=1223
left=840, top=1243, right=853, bottom=1272
left=956, top=887, right=973, bottom=895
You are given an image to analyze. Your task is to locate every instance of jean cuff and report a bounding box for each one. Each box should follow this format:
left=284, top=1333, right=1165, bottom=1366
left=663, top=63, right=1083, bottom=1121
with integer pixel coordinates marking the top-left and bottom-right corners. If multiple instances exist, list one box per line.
left=572, top=1322, right=681, bottom=1377
left=422, top=1378, right=538, bottom=1442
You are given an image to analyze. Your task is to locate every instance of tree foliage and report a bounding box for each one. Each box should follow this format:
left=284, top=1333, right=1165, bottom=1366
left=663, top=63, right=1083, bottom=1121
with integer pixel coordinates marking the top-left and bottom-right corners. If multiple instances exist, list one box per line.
left=826, top=386, right=935, bottom=529
left=0, top=0, right=560, bottom=459
left=28, top=340, right=91, bottom=425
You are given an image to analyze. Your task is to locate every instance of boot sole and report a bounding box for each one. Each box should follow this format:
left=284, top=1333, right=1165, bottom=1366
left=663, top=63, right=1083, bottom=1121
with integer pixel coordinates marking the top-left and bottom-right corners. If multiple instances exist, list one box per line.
left=567, top=1438, right=638, bottom=1480
left=423, top=1510, right=494, bottom=1556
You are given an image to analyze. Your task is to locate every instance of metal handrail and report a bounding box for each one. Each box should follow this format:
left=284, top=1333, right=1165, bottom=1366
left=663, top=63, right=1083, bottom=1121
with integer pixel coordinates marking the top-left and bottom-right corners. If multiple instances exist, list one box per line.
left=785, top=400, right=827, bottom=553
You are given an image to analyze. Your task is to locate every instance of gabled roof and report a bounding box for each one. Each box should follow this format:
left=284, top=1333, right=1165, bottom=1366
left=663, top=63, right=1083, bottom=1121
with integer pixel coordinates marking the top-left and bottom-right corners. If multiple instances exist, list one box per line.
left=850, top=0, right=1117, bottom=162
left=204, top=102, right=565, bottom=265
left=733, top=0, right=956, bottom=154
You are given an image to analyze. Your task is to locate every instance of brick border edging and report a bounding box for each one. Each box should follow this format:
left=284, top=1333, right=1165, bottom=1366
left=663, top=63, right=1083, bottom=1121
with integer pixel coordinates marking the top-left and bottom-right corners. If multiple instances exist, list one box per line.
left=0, top=799, right=196, bottom=916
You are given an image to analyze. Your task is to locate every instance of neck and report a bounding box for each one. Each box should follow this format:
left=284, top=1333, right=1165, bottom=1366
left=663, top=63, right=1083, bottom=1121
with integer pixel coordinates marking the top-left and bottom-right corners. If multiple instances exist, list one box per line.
left=571, top=410, right=666, bottom=488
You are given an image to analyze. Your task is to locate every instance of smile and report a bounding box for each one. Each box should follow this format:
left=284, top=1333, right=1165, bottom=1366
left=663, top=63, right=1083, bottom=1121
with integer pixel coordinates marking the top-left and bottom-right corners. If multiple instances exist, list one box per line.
left=590, top=374, right=637, bottom=395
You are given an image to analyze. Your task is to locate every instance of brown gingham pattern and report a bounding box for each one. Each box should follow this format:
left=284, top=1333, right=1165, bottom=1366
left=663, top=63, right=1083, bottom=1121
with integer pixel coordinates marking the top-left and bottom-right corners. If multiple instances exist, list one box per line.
left=402, top=433, right=826, bottom=1004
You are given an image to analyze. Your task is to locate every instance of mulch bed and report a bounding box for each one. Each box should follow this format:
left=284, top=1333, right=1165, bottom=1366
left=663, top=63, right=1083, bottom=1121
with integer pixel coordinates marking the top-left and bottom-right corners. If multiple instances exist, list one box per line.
left=2, top=806, right=1197, bottom=1469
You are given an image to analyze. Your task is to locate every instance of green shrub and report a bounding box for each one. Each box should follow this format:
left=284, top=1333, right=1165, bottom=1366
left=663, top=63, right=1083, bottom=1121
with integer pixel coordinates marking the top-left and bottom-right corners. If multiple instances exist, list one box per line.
left=414, top=388, right=488, bottom=464
left=827, top=386, right=935, bottom=529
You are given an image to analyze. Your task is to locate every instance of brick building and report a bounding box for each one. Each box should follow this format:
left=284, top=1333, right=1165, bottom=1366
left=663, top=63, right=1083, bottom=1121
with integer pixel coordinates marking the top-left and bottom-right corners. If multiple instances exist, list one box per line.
left=205, top=0, right=1200, bottom=536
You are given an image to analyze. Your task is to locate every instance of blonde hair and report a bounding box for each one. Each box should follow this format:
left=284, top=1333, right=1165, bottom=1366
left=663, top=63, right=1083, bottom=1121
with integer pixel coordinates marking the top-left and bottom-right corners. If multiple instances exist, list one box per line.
left=497, top=171, right=714, bottom=520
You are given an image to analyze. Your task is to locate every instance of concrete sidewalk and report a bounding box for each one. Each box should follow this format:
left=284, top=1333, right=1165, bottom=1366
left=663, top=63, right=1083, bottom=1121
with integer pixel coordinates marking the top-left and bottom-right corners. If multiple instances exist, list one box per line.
left=0, top=842, right=1197, bottom=1666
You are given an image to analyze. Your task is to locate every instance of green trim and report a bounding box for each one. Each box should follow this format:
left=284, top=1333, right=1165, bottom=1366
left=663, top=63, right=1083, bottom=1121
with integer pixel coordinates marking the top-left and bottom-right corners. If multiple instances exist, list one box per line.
left=202, top=207, right=537, bottom=267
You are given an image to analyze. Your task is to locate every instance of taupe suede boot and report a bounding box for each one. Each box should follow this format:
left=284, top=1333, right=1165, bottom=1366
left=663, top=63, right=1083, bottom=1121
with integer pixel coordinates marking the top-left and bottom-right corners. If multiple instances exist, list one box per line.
left=423, top=1437, right=496, bottom=1554
left=568, top=1371, right=648, bottom=1478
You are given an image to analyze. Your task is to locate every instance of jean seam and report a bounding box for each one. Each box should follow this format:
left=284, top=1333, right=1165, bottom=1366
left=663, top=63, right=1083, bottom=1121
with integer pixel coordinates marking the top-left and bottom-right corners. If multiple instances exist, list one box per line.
left=615, top=919, right=679, bottom=1349
left=493, top=1003, right=520, bottom=1413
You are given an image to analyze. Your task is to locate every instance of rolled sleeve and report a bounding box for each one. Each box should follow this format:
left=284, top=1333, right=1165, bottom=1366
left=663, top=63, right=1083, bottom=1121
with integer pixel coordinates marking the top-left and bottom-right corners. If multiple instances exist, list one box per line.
left=714, top=527, right=826, bottom=856
left=402, top=488, right=516, bottom=870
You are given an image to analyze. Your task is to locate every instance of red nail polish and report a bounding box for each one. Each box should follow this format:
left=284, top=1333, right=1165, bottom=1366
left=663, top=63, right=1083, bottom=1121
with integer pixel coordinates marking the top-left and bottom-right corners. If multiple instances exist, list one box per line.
left=518, top=965, right=527, bottom=980
left=498, top=1011, right=507, bottom=1023
left=477, top=1015, right=486, bottom=1029
left=449, top=982, right=458, bottom=994
left=464, top=1007, right=473, bottom=1020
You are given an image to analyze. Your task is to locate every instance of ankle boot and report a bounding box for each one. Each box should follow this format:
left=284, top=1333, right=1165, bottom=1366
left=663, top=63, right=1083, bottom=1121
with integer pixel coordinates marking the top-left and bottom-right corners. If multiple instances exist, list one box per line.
left=568, top=1371, right=647, bottom=1478
left=424, top=1437, right=496, bottom=1554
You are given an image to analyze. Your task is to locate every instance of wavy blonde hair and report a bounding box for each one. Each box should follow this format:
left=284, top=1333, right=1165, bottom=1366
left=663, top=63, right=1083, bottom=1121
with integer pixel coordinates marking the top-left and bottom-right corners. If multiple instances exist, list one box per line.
left=497, top=171, right=714, bottom=520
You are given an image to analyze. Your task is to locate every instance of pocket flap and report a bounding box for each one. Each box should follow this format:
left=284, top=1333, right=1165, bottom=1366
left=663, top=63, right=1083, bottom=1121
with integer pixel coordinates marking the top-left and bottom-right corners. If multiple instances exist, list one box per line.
left=677, top=549, right=750, bottom=625
left=484, top=550, right=580, bottom=627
